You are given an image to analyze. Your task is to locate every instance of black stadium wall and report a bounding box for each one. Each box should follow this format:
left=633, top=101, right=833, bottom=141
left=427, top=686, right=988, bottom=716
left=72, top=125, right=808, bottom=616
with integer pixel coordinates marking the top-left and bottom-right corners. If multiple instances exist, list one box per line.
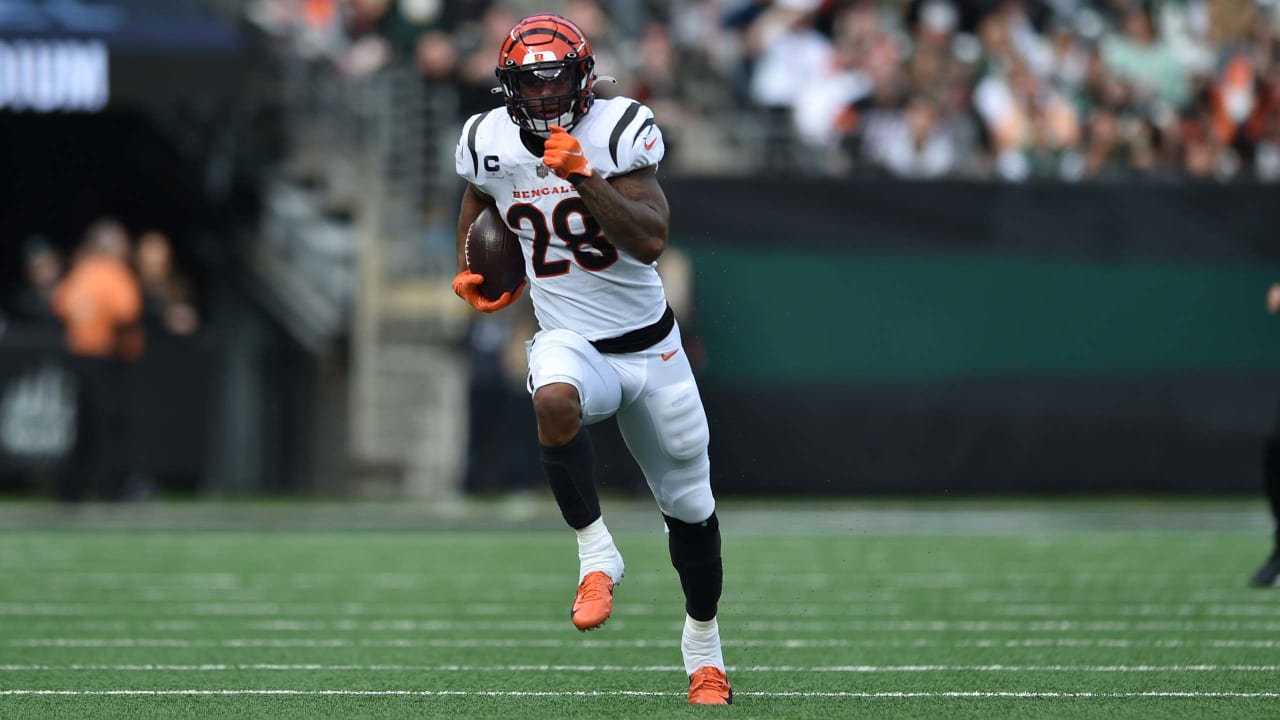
left=594, top=180, right=1280, bottom=497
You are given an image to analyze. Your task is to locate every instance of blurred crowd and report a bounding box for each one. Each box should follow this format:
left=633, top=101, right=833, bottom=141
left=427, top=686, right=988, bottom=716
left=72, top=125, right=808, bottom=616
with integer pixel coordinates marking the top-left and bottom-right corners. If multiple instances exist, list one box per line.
left=243, top=0, right=1280, bottom=181
left=5, top=221, right=200, bottom=346
left=2, top=221, right=201, bottom=502
left=741, top=0, right=1280, bottom=180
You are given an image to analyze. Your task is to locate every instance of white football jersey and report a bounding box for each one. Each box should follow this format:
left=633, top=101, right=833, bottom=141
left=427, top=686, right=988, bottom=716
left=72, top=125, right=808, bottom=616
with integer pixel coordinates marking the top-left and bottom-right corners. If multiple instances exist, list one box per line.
left=456, top=96, right=668, bottom=341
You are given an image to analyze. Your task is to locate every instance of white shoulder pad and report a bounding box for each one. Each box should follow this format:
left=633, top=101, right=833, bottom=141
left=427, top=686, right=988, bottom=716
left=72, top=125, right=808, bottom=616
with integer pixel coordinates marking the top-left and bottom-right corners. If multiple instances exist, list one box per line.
left=586, top=98, right=664, bottom=176
left=455, top=109, right=501, bottom=185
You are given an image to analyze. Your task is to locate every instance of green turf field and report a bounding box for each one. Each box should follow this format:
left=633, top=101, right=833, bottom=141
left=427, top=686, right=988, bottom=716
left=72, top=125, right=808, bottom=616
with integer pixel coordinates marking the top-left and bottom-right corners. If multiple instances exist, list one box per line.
left=0, top=499, right=1278, bottom=719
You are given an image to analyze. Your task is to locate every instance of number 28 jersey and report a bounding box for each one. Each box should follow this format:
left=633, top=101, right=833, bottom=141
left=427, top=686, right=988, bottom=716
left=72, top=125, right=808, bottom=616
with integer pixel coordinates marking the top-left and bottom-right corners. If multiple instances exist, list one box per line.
left=455, top=96, right=668, bottom=342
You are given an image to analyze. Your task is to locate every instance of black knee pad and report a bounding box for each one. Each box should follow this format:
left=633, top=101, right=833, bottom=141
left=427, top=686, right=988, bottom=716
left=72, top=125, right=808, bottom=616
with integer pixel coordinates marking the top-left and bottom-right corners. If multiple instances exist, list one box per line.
left=664, top=512, right=723, bottom=622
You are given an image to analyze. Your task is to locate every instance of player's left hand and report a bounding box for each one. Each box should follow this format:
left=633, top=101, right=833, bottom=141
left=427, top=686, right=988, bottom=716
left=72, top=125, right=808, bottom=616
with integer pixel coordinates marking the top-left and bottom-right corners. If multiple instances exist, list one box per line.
left=542, top=125, right=594, bottom=181
left=1268, top=283, right=1280, bottom=314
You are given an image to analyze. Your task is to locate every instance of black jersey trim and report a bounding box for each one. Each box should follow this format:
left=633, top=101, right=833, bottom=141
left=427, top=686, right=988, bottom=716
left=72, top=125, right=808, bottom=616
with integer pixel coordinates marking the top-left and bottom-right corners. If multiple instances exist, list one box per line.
left=590, top=306, right=674, bottom=354
left=634, top=117, right=655, bottom=144
left=609, top=101, right=643, bottom=167
left=519, top=129, right=547, bottom=158
left=465, top=112, right=485, bottom=178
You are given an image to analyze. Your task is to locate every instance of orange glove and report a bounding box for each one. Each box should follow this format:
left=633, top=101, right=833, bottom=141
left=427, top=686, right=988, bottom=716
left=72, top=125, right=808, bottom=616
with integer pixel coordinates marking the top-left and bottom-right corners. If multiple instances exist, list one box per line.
left=542, top=125, right=594, bottom=181
left=452, top=270, right=525, bottom=313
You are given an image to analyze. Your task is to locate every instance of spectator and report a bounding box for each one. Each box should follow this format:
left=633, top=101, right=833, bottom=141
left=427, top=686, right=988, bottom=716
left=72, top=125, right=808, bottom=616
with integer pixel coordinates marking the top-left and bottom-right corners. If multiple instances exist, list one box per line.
left=1044, top=18, right=1091, bottom=95
left=566, top=0, right=629, bottom=95
left=1078, top=108, right=1129, bottom=180
left=1255, top=100, right=1280, bottom=180
left=747, top=0, right=833, bottom=171
left=453, top=5, right=518, bottom=118
left=1101, top=4, right=1188, bottom=109
left=441, top=0, right=493, bottom=29
left=632, top=23, right=690, bottom=163
left=414, top=30, right=458, bottom=82
left=672, top=0, right=751, bottom=94
left=51, top=218, right=143, bottom=502
left=381, top=0, right=451, bottom=54
left=912, top=0, right=959, bottom=55
left=1252, top=281, right=1280, bottom=587
left=337, top=0, right=394, bottom=77
left=842, top=13, right=913, bottom=176
left=790, top=2, right=876, bottom=167
left=11, top=235, right=64, bottom=327
left=1180, top=72, right=1245, bottom=180
left=135, top=231, right=200, bottom=338
left=871, top=95, right=957, bottom=178
left=973, top=58, right=1081, bottom=180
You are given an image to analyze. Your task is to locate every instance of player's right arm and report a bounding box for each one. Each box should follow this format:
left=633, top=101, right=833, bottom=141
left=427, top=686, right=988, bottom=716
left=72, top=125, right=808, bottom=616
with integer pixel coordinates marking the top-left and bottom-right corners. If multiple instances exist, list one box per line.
left=453, top=182, right=522, bottom=313
left=1268, top=284, right=1280, bottom=314
left=453, top=113, right=522, bottom=313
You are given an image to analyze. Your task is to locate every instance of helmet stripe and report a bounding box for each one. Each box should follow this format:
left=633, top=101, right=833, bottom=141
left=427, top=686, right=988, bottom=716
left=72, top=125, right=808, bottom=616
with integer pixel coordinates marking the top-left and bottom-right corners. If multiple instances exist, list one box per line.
left=501, top=14, right=586, bottom=60
left=516, top=27, right=581, bottom=48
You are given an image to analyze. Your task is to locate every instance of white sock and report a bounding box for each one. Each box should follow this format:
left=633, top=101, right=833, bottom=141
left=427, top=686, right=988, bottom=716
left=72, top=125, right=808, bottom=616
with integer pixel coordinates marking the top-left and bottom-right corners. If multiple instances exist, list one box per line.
left=575, top=517, right=623, bottom=583
left=575, top=517, right=609, bottom=545
left=681, top=615, right=724, bottom=675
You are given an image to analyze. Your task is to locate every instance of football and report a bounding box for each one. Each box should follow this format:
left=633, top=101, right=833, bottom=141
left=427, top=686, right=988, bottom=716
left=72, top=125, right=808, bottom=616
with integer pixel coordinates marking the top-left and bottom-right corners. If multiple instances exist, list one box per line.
left=466, top=205, right=526, bottom=301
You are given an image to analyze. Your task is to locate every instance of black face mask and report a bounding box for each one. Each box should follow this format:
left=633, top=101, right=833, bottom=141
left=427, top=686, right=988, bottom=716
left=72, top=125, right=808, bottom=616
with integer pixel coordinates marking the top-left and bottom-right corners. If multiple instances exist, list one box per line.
left=497, top=57, right=595, bottom=135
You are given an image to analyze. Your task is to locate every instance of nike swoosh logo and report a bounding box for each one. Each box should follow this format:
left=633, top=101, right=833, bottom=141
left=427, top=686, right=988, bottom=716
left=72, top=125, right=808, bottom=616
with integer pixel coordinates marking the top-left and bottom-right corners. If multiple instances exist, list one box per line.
left=661, top=349, right=679, bottom=361
left=644, top=138, right=658, bottom=150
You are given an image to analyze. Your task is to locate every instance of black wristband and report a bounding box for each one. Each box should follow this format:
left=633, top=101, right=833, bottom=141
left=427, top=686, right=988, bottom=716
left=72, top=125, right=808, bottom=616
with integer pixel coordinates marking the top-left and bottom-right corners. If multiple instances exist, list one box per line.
left=567, top=172, right=591, bottom=187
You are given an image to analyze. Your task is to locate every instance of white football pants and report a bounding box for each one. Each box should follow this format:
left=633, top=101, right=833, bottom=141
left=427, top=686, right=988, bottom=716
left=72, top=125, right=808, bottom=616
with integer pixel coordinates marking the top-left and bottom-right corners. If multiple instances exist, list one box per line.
left=527, top=322, right=715, bottom=524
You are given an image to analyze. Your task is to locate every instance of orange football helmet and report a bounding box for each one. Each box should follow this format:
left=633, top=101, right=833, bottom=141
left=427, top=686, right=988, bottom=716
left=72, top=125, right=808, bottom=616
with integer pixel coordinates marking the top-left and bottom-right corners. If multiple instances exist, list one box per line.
left=495, top=14, right=596, bottom=135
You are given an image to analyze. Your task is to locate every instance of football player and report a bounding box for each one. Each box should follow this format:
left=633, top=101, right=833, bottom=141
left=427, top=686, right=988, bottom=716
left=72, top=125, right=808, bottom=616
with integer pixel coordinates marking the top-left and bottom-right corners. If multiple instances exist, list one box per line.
left=1253, top=282, right=1280, bottom=587
left=451, top=13, right=731, bottom=705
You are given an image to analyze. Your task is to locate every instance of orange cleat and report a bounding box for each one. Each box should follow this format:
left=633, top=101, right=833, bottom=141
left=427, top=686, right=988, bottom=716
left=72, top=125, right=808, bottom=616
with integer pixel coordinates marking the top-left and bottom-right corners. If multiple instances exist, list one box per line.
left=687, top=666, right=732, bottom=705
left=570, top=571, right=615, bottom=631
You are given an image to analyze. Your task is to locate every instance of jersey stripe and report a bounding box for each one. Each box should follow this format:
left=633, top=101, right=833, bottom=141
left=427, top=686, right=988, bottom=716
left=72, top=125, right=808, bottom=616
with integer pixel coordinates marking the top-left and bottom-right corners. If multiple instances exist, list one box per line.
left=464, top=112, right=485, bottom=178
left=633, top=117, right=655, bottom=144
left=609, top=101, right=642, bottom=167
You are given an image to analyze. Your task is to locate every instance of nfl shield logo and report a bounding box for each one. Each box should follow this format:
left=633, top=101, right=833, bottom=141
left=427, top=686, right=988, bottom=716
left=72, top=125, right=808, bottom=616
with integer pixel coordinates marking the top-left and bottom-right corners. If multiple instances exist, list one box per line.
left=536, top=164, right=550, bottom=178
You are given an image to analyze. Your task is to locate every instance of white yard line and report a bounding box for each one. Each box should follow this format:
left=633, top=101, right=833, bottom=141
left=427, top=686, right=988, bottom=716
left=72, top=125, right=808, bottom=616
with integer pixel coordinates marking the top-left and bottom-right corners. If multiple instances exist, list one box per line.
left=7, top=618, right=1280, bottom=633
left=1, top=689, right=1279, bottom=699
left=1, top=663, right=1279, bottom=673
left=712, top=620, right=1280, bottom=632
left=958, top=638, right=1280, bottom=649
left=5, top=601, right=1280, bottom=619
left=0, top=502, right=1267, bottom=534
left=9, top=637, right=1280, bottom=649
left=0, top=571, right=1258, bottom=586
